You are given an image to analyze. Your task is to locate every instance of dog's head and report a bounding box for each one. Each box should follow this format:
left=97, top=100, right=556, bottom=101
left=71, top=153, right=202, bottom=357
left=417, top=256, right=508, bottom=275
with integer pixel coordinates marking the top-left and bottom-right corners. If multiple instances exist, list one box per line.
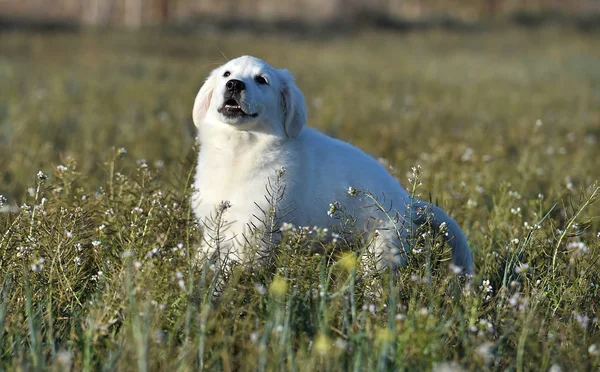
left=193, top=56, right=307, bottom=138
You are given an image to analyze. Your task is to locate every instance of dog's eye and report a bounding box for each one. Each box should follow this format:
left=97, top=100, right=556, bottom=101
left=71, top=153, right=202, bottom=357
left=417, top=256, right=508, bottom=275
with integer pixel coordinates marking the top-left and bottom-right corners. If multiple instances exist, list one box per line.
left=223, top=71, right=231, bottom=77
left=254, top=75, right=268, bottom=85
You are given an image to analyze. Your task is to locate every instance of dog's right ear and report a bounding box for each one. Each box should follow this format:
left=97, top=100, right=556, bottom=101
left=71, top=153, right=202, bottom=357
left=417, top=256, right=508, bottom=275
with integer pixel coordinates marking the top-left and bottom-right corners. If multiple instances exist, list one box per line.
left=278, top=69, right=307, bottom=139
left=192, top=73, right=217, bottom=127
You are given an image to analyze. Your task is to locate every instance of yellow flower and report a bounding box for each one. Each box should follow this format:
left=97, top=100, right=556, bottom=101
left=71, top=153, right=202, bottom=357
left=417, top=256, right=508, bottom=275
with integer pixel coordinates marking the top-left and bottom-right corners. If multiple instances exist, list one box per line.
left=375, top=327, right=395, bottom=345
left=313, top=333, right=331, bottom=356
left=339, top=253, right=356, bottom=272
left=269, top=276, right=287, bottom=297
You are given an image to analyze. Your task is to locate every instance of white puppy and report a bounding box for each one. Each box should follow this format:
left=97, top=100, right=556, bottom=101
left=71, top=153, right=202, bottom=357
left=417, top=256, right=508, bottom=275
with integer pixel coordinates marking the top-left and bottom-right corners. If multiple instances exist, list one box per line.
left=191, top=56, right=473, bottom=273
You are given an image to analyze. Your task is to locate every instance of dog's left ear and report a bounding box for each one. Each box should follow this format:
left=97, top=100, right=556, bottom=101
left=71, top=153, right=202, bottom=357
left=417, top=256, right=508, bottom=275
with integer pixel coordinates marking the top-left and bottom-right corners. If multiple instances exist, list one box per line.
left=192, top=72, right=217, bottom=127
left=278, top=69, right=307, bottom=138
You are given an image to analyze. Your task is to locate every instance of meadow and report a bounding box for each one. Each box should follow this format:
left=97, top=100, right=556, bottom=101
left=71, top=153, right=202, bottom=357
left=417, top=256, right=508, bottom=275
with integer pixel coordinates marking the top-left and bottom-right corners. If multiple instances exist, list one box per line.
left=0, top=26, right=599, bottom=370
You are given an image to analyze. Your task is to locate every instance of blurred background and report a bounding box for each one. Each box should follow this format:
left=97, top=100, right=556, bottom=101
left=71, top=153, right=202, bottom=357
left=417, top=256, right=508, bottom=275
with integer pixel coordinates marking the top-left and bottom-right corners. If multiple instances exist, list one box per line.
left=2, top=4, right=600, bottom=370
left=1, top=0, right=600, bottom=29
left=1, top=0, right=599, bottom=209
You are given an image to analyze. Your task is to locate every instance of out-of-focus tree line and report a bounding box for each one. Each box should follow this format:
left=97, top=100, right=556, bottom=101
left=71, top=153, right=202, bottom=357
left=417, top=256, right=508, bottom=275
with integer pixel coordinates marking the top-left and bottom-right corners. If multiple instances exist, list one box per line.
left=0, top=0, right=599, bottom=29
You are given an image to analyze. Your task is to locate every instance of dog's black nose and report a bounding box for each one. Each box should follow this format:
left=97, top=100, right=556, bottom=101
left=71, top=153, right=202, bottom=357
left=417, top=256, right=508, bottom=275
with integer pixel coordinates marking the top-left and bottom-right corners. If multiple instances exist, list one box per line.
left=226, top=79, right=245, bottom=93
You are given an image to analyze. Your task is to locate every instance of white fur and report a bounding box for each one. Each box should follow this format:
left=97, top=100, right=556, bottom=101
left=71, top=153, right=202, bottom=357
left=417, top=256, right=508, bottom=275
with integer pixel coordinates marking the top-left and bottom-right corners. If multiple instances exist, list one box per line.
left=191, top=56, right=473, bottom=273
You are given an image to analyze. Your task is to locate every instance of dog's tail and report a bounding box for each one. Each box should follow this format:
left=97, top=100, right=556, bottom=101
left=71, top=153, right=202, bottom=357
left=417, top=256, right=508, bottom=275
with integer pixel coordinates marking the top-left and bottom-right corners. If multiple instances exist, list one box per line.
left=413, top=200, right=474, bottom=274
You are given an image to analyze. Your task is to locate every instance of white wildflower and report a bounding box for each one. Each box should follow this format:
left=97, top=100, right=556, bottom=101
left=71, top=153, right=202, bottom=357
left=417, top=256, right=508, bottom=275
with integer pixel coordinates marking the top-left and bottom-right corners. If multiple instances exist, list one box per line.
left=250, top=332, right=258, bottom=344
left=117, top=147, right=127, bottom=158
left=475, top=341, right=494, bottom=363
left=567, top=241, right=589, bottom=257
left=565, top=177, right=574, bottom=191
left=574, top=313, right=590, bottom=329
left=331, top=232, right=340, bottom=244
left=56, top=350, right=72, bottom=369
left=217, top=200, right=231, bottom=213
left=508, top=292, right=528, bottom=311
left=515, top=263, right=529, bottom=274
left=280, top=222, right=295, bottom=232
left=31, top=257, right=45, bottom=272
left=327, top=201, right=341, bottom=217
left=461, top=147, right=474, bottom=162
left=508, top=190, right=521, bottom=199
left=449, top=263, right=463, bottom=275
left=334, top=338, right=348, bottom=351
left=433, top=362, right=465, bottom=372
left=131, top=207, right=144, bottom=214
left=548, top=364, right=562, bottom=372
left=479, top=279, right=493, bottom=300
left=478, top=319, right=494, bottom=335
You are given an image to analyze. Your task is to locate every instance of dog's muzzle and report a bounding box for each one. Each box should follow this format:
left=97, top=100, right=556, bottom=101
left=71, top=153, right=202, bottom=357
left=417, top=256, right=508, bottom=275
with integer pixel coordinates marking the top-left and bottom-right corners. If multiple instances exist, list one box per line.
left=217, top=79, right=258, bottom=119
left=218, top=95, right=258, bottom=119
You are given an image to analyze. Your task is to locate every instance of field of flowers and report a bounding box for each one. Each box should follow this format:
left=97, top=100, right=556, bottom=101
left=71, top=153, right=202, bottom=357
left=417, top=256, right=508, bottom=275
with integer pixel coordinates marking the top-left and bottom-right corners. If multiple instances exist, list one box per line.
left=0, top=26, right=599, bottom=370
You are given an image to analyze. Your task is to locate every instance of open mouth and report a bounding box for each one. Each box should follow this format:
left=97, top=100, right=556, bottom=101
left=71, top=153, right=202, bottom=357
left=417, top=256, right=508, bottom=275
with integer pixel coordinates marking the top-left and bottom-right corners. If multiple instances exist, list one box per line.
left=218, top=98, right=258, bottom=118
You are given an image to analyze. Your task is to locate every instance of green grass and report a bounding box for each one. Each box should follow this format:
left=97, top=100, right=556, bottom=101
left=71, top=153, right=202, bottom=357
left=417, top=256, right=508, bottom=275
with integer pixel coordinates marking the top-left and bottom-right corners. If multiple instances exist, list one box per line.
left=1, top=27, right=600, bottom=370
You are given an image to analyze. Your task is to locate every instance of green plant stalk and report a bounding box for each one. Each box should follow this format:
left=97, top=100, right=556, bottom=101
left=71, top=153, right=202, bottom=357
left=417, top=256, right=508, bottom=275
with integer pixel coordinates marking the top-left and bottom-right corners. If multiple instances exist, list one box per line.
left=552, top=186, right=599, bottom=278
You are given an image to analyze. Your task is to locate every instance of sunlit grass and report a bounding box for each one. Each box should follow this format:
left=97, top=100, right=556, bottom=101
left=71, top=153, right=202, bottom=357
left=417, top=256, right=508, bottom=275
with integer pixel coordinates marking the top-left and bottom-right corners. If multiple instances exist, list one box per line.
left=0, top=27, right=599, bottom=370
